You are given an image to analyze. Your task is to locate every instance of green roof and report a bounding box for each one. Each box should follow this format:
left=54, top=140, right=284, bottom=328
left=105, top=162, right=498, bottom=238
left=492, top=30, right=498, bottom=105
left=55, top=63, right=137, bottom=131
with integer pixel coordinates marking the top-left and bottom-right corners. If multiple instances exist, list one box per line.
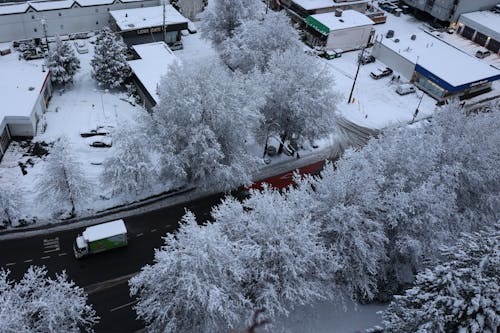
left=305, top=15, right=330, bottom=35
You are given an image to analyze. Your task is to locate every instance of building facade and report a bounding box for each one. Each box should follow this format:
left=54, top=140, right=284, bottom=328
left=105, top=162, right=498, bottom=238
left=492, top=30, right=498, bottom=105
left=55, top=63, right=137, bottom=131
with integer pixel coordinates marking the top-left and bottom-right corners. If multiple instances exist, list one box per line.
left=401, top=0, right=499, bottom=23
left=457, top=11, right=500, bottom=54
left=0, top=0, right=159, bottom=43
left=280, top=0, right=369, bottom=20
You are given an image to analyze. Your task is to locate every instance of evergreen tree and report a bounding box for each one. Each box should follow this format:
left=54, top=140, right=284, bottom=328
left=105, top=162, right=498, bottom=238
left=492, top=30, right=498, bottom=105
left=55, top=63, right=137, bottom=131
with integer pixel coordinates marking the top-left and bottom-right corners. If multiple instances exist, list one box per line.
left=91, top=27, right=130, bottom=88
left=46, top=35, right=80, bottom=86
left=382, top=228, right=499, bottom=333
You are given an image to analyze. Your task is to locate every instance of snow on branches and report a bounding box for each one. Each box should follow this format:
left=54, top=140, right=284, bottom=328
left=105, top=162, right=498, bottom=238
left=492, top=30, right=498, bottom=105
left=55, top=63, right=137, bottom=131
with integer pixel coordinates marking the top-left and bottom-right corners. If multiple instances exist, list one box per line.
left=46, top=35, right=80, bottom=86
left=0, top=266, right=98, bottom=333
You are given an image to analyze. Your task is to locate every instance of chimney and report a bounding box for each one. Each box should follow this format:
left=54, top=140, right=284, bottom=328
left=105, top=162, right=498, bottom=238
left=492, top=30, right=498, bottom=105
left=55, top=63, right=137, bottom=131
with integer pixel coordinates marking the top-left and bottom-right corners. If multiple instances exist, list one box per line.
left=335, top=9, right=343, bottom=17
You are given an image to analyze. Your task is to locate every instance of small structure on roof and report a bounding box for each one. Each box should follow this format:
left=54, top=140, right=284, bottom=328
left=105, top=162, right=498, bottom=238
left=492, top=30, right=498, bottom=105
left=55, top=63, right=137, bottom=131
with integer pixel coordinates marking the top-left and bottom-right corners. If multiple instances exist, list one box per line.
left=0, top=52, right=52, bottom=161
left=305, top=9, right=374, bottom=51
left=109, top=5, right=188, bottom=46
left=127, top=41, right=177, bottom=110
left=372, top=32, right=500, bottom=101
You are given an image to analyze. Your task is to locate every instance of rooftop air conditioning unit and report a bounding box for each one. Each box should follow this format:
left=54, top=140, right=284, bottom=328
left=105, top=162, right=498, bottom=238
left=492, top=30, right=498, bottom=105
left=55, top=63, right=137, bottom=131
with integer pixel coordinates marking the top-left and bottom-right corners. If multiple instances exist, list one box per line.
left=335, top=9, right=343, bottom=17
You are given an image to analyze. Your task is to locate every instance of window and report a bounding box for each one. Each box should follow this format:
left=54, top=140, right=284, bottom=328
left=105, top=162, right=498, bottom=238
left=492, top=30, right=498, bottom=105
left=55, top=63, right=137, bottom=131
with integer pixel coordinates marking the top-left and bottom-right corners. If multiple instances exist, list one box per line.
left=60, top=24, right=64, bottom=29
left=95, top=8, right=99, bottom=12
left=34, top=28, right=37, bottom=32
left=58, top=12, right=61, bottom=16
left=31, top=15, right=35, bottom=19
left=96, top=21, right=99, bottom=25
left=107, top=7, right=110, bottom=11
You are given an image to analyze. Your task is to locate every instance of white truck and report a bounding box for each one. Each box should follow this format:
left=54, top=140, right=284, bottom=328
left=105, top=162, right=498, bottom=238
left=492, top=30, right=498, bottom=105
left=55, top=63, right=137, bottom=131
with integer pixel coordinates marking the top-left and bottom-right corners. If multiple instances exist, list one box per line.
left=73, top=220, right=128, bottom=259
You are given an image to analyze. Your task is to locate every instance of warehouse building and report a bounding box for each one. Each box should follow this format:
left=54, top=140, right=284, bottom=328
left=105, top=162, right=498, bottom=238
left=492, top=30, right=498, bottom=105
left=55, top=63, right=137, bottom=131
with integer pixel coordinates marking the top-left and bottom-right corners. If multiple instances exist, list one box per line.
left=0, top=0, right=158, bottom=43
left=127, top=41, right=176, bottom=110
left=457, top=10, right=500, bottom=54
left=109, top=5, right=188, bottom=46
left=372, top=32, right=500, bottom=101
left=0, top=53, right=51, bottom=160
left=400, top=0, right=498, bottom=23
left=305, top=9, right=374, bottom=51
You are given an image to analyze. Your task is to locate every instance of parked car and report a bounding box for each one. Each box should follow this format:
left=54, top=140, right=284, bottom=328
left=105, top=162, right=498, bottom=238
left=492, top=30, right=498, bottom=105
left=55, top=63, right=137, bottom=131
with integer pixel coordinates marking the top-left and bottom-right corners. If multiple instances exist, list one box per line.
left=74, top=40, right=89, bottom=54
left=87, top=136, right=112, bottom=148
left=370, top=67, right=393, bottom=79
left=396, top=83, right=416, bottom=95
left=322, top=49, right=342, bottom=60
left=359, top=54, right=375, bottom=65
left=475, top=49, right=491, bottom=59
left=169, top=41, right=183, bottom=51
left=187, top=21, right=197, bottom=34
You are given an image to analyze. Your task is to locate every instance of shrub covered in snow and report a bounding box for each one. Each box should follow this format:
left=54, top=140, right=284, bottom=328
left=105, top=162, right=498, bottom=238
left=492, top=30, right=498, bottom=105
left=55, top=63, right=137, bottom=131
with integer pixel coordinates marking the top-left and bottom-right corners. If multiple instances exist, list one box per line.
left=91, top=27, right=130, bottom=89
left=46, top=35, right=80, bottom=86
left=382, top=228, right=499, bottom=333
left=0, top=266, right=98, bottom=333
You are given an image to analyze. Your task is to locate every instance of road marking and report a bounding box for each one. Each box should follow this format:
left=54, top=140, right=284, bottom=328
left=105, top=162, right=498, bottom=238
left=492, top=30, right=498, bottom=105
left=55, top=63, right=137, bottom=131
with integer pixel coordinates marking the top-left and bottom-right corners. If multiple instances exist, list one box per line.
left=24, top=259, right=33, bottom=263
left=41, top=256, right=51, bottom=260
left=6, top=262, right=16, bottom=267
left=136, top=233, right=143, bottom=237
left=109, top=300, right=138, bottom=313
left=58, top=253, right=67, bottom=257
left=43, top=237, right=60, bottom=253
left=150, top=228, right=157, bottom=233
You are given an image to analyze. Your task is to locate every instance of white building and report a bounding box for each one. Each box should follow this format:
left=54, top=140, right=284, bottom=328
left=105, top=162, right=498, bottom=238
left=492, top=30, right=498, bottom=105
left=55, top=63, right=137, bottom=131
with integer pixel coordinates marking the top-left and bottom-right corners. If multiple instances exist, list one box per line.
left=280, top=0, right=369, bottom=18
left=305, top=9, right=374, bottom=51
left=127, top=41, right=177, bottom=110
left=0, top=0, right=159, bottom=43
left=109, top=5, right=188, bottom=46
left=0, top=51, right=51, bottom=160
left=372, top=32, right=500, bottom=101
left=457, top=11, right=500, bottom=54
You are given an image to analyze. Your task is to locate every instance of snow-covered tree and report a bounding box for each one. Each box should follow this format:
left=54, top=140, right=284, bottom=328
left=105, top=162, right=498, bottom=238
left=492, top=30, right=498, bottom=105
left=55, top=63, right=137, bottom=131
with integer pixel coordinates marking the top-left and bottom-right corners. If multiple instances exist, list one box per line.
left=0, top=266, right=98, bottom=333
left=153, top=60, right=263, bottom=191
left=0, top=186, right=20, bottom=227
left=46, top=35, right=80, bottom=86
left=36, top=138, right=92, bottom=218
left=211, top=188, right=336, bottom=319
left=101, top=117, right=159, bottom=199
left=299, top=103, right=499, bottom=299
left=220, top=10, right=302, bottom=73
left=130, top=212, right=251, bottom=333
left=382, top=228, right=500, bottom=333
left=258, top=48, right=340, bottom=143
left=174, top=0, right=206, bottom=21
left=91, top=27, right=130, bottom=88
left=199, top=0, right=265, bottom=47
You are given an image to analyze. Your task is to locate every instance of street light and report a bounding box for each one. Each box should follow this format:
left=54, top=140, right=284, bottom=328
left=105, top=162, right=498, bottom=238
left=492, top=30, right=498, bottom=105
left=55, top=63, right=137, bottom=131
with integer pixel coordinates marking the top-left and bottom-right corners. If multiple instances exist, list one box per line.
left=347, top=46, right=365, bottom=104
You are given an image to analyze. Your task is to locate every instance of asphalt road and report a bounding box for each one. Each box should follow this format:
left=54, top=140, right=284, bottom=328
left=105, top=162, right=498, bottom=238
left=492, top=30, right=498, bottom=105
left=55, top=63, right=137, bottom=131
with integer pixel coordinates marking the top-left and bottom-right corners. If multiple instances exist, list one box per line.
left=0, top=192, right=226, bottom=332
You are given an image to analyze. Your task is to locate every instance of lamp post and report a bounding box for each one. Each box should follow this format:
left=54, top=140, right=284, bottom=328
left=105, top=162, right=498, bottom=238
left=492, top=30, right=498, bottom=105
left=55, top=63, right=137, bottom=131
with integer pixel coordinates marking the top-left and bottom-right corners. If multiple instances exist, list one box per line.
left=41, top=19, right=49, bottom=52
left=347, top=46, right=365, bottom=104
left=161, top=0, right=166, bottom=43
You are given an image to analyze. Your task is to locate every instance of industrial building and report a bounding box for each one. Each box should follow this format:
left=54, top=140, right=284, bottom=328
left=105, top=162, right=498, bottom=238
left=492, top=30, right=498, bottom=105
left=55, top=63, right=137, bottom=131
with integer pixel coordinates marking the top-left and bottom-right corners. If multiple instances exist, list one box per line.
left=305, top=9, right=374, bottom=51
left=372, top=32, right=500, bottom=101
left=127, top=41, right=177, bottom=110
left=400, top=0, right=499, bottom=23
left=0, top=52, right=51, bottom=160
left=109, top=5, right=188, bottom=46
left=280, top=0, right=369, bottom=19
left=0, top=0, right=158, bottom=43
left=457, top=10, right=500, bottom=54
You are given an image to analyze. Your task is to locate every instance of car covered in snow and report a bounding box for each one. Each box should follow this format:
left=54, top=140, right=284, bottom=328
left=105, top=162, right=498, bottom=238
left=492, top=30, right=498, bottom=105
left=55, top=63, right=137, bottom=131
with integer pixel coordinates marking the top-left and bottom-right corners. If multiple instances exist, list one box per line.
left=396, top=83, right=416, bottom=95
left=74, top=40, right=89, bottom=54
left=370, top=67, right=393, bottom=79
left=359, top=54, right=375, bottom=65
left=87, top=136, right=112, bottom=148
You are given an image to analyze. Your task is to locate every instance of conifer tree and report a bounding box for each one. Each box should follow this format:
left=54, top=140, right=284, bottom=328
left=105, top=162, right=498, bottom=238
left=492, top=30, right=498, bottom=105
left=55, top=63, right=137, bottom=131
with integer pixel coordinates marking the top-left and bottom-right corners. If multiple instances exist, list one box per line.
left=46, top=35, right=80, bottom=86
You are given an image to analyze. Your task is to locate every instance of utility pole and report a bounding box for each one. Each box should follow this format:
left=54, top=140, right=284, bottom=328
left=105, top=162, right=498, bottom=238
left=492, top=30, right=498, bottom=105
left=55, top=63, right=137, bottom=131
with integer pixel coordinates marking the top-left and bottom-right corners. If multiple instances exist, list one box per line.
left=347, top=46, right=365, bottom=104
left=41, top=18, right=49, bottom=52
left=162, top=0, right=166, bottom=43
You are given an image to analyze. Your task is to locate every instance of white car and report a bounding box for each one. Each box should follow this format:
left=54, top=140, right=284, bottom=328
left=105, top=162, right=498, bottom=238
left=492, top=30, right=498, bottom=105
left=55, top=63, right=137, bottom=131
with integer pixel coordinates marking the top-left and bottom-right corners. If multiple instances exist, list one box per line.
left=74, top=40, right=89, bottom=54
left=396, top=83, right=416, bottom=95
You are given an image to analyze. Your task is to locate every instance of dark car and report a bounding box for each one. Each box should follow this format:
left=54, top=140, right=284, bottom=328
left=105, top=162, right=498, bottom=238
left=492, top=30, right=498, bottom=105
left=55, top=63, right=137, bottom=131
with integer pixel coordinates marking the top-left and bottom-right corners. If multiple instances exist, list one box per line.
left=359, top=54, right=375, bottom=65
left=370, top=67, right=393, bottom=79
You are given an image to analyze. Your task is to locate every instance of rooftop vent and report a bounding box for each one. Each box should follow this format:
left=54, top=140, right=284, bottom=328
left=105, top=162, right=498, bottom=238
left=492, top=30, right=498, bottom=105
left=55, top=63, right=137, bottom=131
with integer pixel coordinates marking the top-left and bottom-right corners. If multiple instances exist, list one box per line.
left=28, top=87, right=35, bottom=91
left=411, top=34, right=416, bottom=40
left=335, top=9, right=343, bottom=17
left=394, top=38, right=400, bottom=43
left=128, top=23, right=135, bottom=28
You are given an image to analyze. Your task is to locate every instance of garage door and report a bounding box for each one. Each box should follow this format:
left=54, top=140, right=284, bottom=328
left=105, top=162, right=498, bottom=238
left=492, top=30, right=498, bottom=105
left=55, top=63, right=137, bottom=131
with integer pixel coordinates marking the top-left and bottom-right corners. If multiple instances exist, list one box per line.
left=461, top=26, right=475, bottom=40
left=0, top=126, right=10, bottom=159
left=474, top=32, right=488, bottom=47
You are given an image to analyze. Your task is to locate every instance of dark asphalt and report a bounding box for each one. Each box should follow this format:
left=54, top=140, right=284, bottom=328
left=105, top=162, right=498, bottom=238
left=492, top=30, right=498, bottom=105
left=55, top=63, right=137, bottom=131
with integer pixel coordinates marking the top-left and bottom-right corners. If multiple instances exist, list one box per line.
left=0, top=192, right=226, bottom=332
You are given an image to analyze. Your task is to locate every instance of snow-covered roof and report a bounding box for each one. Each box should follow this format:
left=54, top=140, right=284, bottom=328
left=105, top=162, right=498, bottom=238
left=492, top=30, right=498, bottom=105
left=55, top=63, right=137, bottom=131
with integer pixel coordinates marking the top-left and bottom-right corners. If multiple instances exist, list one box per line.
left=0, top=52, right=49, bottom=122
left=292, top=0, right=334, bottom=10
left=380, top=32, right=500, bottom=87
left=83, top=219, right=127, bottom=242
left=0, top=0, right=145, bottom=15
left=128, top=42, right=177, bottom=104
left=310, top=10, right=373, bottom=31
left=459, top=11, right=500, bottom=42
left=110, top=5, right=188, bottom=31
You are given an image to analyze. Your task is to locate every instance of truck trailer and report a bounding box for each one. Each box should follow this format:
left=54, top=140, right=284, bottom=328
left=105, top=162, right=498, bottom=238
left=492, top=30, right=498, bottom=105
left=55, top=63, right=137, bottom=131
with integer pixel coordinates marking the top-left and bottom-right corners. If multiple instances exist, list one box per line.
left=73, top=220, right=128, bottom=259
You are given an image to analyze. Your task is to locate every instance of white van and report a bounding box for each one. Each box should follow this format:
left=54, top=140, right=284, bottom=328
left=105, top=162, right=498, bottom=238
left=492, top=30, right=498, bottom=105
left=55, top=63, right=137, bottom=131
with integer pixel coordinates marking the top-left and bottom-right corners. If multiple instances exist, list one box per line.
left=396, top=83, right=416, bottom=95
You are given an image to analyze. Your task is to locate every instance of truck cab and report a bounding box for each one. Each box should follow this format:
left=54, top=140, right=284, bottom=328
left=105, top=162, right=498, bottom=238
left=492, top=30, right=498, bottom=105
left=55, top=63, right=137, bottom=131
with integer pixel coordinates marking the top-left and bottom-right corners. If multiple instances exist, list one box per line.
left=73, top=235, right=89, bottom=259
